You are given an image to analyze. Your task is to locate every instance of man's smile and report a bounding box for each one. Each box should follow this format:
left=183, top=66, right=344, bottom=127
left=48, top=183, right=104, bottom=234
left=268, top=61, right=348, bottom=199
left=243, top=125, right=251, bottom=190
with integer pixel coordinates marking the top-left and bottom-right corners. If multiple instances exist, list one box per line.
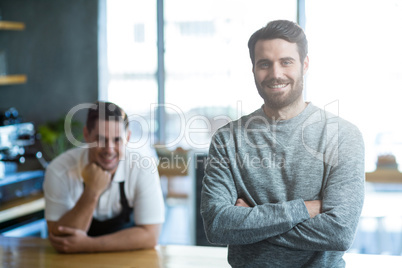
left=267, top=83, right=289, bottom=89
left=99, top=153, right=118, bottom=164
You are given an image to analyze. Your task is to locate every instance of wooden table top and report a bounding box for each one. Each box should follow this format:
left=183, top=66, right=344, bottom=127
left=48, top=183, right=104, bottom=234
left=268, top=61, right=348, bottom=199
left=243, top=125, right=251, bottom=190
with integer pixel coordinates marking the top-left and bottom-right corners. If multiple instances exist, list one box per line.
left=0, top=237, right=229, bottom=268
left=2, top=237, right=402, bottom=268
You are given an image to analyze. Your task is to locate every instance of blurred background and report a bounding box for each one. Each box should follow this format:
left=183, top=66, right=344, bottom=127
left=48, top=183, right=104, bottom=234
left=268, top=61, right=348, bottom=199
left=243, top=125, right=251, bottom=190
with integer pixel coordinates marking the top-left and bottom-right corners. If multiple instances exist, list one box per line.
left=1, top=0, right=402, bottom=256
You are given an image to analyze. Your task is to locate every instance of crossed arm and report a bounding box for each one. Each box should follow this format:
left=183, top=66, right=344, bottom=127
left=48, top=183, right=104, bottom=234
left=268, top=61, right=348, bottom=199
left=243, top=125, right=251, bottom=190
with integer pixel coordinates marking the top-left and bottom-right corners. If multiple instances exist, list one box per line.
left=201, top=130, right=365, bottom=251
left=46, top=163, right=161, bottom=253
left=236, top=198, right=322, bottom=219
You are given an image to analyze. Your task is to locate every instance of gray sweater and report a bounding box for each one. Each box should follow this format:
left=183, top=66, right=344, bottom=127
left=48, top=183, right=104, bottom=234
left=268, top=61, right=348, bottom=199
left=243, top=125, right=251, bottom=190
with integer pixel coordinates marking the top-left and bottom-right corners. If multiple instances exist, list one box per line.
left=200, top=103, right=365, bottom=268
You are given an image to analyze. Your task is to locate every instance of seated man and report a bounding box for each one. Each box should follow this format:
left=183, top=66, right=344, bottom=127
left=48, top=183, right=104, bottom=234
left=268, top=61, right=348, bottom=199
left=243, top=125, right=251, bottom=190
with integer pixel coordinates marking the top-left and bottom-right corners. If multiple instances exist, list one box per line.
left=44, top=101, right=164, bottom=253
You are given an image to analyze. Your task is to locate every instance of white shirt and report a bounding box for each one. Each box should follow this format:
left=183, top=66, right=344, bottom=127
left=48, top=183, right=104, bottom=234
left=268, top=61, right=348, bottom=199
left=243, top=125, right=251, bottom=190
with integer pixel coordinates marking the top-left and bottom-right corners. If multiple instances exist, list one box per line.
left=43, top=147, right=165, bottom=225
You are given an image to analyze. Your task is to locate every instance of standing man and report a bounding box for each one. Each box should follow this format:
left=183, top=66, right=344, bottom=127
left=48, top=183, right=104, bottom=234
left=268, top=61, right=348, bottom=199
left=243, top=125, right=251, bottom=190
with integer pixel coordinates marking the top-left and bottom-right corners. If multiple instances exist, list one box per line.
left=201, top=20, right=365, bottom=267
left=44, top=101, right=165, bottom=253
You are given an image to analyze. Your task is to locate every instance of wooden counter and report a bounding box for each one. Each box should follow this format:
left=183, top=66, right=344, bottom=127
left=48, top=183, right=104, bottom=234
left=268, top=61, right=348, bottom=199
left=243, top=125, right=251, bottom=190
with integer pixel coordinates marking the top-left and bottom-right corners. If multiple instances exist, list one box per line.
left=0, top=237, right=229, bottom=268
left=1, top=237, right=402, bottom=267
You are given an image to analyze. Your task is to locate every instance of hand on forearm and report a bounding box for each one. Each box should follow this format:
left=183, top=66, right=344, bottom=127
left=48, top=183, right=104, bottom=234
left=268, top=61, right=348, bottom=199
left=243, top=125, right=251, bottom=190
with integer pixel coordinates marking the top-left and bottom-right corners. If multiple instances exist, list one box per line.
left=49, top=226, right=95, bottom=253
left=304, top=200, right=322, bottom=218
left=49, top=224, right=161, bottom=253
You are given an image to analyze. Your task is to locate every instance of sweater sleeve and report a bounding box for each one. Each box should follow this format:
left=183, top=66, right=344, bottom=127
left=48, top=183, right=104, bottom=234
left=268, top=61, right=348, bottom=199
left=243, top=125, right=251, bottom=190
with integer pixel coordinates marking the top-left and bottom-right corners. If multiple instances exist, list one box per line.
left=200, top=132, right=311, bottom=245
left=267, top=126, right=365, bottom=251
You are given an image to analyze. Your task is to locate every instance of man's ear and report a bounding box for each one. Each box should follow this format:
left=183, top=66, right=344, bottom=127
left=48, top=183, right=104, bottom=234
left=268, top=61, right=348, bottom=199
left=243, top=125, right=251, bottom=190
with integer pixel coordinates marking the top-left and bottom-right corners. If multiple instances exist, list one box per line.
left=303, top=56, right=309, bottom=75
left=83, top=126, right=90, bottom=142
left=125, top=129, right=131, bottom=143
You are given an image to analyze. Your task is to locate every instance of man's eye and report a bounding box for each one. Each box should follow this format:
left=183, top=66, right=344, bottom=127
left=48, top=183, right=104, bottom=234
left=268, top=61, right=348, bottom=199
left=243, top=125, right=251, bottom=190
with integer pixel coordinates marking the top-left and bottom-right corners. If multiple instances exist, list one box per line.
left=98, top=140, right=106, bottom=146
left=283, top=61, right=292, bottom=66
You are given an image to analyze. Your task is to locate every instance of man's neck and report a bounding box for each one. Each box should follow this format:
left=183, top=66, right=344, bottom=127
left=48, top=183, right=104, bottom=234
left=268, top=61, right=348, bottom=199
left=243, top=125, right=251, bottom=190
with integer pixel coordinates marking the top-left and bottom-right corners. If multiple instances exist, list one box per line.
left=263, top=99, right=308, bottom=121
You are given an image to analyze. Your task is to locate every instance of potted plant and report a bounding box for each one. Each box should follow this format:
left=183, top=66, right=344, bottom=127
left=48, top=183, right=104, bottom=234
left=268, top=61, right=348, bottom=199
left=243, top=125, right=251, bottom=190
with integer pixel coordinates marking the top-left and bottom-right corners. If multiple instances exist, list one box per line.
left=38, top=118, right=83, bottom=161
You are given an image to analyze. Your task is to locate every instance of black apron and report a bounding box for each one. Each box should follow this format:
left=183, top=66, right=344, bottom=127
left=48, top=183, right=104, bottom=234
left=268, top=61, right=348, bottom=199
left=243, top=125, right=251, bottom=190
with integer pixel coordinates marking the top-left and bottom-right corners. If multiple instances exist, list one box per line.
left=87, top=181, right=135, bottom=237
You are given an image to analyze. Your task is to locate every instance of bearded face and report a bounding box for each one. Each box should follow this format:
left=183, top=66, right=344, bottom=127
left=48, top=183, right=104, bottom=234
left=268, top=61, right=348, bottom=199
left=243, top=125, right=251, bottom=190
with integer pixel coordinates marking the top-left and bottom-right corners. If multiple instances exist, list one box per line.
left=255, top=70, right=304, bottom=109
left=253, top=39, right=308, bottom=111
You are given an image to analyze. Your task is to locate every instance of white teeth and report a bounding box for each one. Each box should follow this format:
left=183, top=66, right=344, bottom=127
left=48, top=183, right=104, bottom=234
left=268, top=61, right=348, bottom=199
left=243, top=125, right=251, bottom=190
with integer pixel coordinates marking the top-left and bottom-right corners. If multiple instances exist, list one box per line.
left=269, top=84, right=287, bottom=89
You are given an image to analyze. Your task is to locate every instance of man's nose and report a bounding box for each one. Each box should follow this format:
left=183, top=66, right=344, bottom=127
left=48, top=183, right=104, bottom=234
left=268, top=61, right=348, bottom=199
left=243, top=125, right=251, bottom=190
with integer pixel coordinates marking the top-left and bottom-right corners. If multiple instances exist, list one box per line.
left=104, top=140, right=116, bottom=150
left=270, top=63, right=283, bottom=79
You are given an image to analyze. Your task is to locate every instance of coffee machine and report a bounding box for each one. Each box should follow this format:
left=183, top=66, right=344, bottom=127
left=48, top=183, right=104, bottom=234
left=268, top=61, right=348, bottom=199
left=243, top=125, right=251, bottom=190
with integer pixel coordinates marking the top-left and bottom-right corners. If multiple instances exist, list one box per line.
left=0, top=108, right=47, bottom=204
left=0, top=108, right=49, bottom=238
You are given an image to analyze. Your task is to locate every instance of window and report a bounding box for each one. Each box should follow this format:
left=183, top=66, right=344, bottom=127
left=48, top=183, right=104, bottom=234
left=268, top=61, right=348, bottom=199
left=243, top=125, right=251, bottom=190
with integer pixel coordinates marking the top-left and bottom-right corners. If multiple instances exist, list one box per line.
left=305, top=0, right=402, bottom=172
left=106, top=0, right=297, bottom=150
left=164, top=0, right=297, bottom=148
left=106, top=0, right=158, bottom=147
left=305, top=0, right=402, bottom=256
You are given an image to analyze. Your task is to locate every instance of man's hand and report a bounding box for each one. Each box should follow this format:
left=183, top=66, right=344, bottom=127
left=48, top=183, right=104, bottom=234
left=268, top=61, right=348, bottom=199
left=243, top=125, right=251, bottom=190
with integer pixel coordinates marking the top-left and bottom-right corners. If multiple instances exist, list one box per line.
left=81, top=163, right=111, bottom=195
left=304, top=200, right=322, bottom=218
left=49, top=226, right=95, bottom=253
left=235, top=198, right=251, bottom=207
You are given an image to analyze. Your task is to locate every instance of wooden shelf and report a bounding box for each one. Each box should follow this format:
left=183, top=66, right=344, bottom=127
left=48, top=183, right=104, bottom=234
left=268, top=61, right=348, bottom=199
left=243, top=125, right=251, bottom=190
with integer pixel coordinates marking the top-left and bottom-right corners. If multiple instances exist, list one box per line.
left=366, top=169, right=402, bottom=183
left=0, top=21, right=25, bottom=31
left=0, top=75, right=27, bottom=85
left=0, top=194, right=44, bottom=223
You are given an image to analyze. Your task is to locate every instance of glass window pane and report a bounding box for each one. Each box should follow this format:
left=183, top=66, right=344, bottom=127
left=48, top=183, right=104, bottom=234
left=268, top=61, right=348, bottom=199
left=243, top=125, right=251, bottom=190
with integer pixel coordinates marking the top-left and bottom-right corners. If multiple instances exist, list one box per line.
left=108, top=79, right=158, bottom=146
left=107, top=0, right=157, bottom=74
left=305, top=0, right=402, bottom=172
left=106, top=0, right=158, bottom=145
left=164, top=0, right=297, bottom=148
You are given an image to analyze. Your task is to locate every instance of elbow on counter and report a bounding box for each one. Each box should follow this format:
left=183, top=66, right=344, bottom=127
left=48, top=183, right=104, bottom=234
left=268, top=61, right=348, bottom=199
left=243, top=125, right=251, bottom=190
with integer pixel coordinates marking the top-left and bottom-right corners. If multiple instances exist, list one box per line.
left=143, top=236, right=159, bottom=249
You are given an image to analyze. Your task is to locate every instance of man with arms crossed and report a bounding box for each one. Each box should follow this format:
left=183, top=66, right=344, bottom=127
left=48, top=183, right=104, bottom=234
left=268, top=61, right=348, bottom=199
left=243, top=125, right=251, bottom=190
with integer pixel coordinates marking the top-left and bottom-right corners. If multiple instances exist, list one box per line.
left=201, top=20, right=364, bottom=267
left=44, top=101, right=164, bottom=253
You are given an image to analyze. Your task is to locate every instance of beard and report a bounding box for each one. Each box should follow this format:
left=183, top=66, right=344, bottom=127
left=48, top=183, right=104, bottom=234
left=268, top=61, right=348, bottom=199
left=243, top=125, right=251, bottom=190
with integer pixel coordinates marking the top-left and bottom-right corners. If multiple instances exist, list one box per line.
left=255, top=72, right=304, bottom=110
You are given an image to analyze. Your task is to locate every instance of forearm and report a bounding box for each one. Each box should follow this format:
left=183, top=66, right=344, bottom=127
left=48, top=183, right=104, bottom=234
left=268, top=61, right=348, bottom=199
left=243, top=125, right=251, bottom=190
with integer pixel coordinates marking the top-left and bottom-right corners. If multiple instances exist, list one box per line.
left=50, top=188, right=100, bottom=234
left=268, top=203, right=362, bottom=251
left=201, top=196, right=310, bottom=245
left=268, top=129, right=366, bottom=251
left=202, top=133, right=309, bottom=245
left=91, top=224, right=161, bottom=252
left=268, top=176, right=364, bottom=251
left=48, top=224, right=161, bottom=253
left=201, top=141, right=310, bottom=245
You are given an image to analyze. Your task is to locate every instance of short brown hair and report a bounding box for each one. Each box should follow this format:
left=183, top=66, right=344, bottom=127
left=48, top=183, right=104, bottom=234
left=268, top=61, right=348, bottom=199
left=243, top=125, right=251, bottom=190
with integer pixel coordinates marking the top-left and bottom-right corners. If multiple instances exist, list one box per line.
left=86, top=101, right=128, bottom=132
left=248, top=20, right=308, bottom=67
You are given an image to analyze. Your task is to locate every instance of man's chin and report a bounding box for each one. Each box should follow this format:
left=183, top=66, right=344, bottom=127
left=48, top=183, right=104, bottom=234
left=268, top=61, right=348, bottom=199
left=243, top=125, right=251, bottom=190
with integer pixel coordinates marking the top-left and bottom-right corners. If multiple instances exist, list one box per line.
left=97, top=161, right=119, bottom=172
